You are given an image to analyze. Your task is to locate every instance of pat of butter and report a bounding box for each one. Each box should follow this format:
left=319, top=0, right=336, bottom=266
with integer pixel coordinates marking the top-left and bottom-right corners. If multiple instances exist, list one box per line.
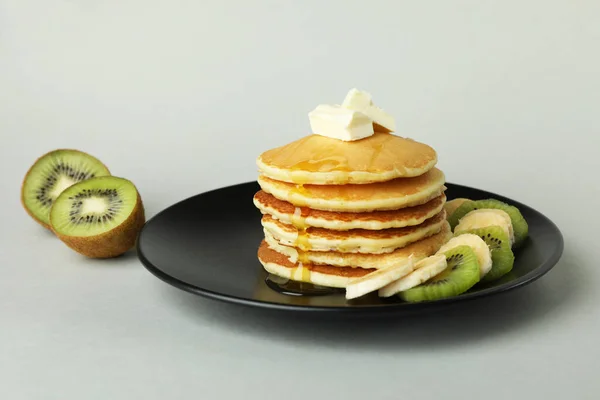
left=342, top=88, right=396, bottom=132
left=308, top=104, right=374, bottom=141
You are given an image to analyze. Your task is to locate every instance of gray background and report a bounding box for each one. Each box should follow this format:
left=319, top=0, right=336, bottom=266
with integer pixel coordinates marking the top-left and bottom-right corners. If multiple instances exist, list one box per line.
left=1, top=1, right=598, bottom=399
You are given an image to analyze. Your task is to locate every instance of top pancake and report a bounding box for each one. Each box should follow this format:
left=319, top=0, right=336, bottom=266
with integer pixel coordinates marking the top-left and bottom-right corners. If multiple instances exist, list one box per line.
left=256, top=132, right=438, bottom=185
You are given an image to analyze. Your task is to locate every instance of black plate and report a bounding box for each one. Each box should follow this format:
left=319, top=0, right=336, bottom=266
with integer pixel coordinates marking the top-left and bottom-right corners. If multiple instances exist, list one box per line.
left=137, top=182, right=563, bottom=315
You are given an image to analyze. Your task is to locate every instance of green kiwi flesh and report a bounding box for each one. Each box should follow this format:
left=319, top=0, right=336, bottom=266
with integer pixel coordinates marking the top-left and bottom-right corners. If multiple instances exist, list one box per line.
left=448, top=198, right=528, bottom=247
left=399, top=245, right=480, bottom=303
left=21, top=149, right=111, bottom=228
left=447, top=202, right=473, bottom=229
left=444, top=198, right=473, bottom=220
left=49, top=176, right=145, bottom=258
left=50, top=176, right=138, bottom=236
left=459, top=226, right=515, bottom=282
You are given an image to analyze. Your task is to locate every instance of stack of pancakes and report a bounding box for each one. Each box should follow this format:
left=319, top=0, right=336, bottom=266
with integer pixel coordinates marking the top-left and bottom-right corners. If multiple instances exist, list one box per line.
left=253, top=131, right=452, bottom=289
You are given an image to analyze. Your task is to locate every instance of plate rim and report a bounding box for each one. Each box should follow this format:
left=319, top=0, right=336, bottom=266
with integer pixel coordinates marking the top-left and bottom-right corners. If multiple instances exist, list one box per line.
left=136, top=181, right=564, bottom=313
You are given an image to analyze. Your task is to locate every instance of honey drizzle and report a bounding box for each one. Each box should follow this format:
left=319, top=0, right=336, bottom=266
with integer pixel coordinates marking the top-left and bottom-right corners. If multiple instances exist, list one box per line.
left=368, top=143, right=385, bottom=169
left=290, top=183, right=307, bottom=201
left=265, top=273, right=340, bottom=296
left=290, top=206, right=312, bottom=283
left=289, top=155, right=350, bottom=173
left=262, top=132, right=405, bottom=175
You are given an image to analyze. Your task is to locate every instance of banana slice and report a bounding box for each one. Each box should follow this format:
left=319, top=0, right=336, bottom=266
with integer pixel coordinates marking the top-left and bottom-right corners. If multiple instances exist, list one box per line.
left=346, top=256, right=415, bottom=300
left=455, top=209, right=514, bottom=245
left=378, top=254, right=447, bottom=297
left=436, top=233, right=492, bottom=278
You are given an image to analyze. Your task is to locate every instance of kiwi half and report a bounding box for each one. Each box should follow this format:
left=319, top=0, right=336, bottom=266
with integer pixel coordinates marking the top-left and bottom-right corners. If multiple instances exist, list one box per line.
left=448, top=198, right=528, bottom=247
left=459, top=226, right=515, bottom=283
left=49, top=176, right=145, bottom=258
left=399, top=245, right=480, bottom=303
left=21, top=149, right=111, bottom=228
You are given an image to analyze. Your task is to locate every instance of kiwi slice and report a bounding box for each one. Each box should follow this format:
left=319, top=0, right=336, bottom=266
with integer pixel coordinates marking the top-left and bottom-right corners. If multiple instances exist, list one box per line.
left=399, top=245, right=480, bottom=303
left=448, top=198, right=528, bottom=247
left=444, top=198, right=472, bottom=220
left=21, top=149, right=111, bottom=228
left=460, top=226, right=515, bottom=282
left=49, top=176, right=145, bottom=258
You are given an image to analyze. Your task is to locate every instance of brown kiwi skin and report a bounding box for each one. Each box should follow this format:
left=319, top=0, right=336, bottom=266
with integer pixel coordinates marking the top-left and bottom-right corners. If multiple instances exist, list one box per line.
left=50, top=189, right=146, bottom=259
left=20, top=149, right=111, bottom=230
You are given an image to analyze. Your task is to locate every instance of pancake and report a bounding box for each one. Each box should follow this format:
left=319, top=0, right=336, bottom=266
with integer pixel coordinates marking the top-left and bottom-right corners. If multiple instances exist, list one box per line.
left=262, top=210, right=447, bottom=254
left=256, top=132, right=438, bottom=185
left=257, top=240, right=374, bottom=288
left=254, top=190, right=446, bottom=230
left=264, top=221, right=452, bottom=270
left=257, top=168, right=445, bottom=213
